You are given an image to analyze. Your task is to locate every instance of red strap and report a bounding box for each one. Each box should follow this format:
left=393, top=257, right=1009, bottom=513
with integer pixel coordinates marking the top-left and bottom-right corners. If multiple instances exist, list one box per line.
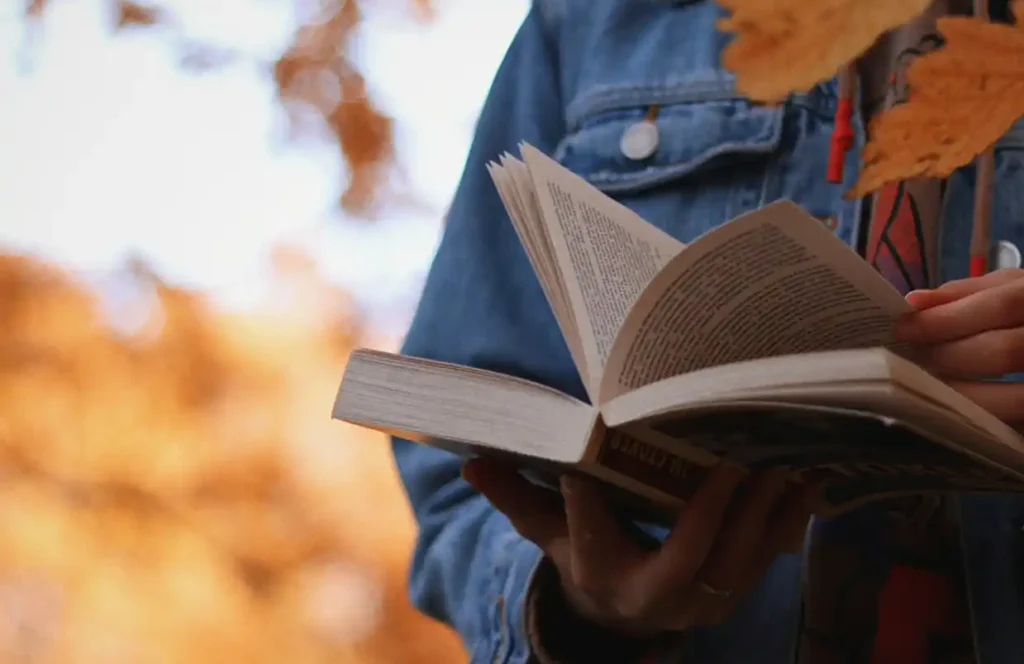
left=969, top=253, right=988, bottom=277
left=827, top=98, right=854, bottom=184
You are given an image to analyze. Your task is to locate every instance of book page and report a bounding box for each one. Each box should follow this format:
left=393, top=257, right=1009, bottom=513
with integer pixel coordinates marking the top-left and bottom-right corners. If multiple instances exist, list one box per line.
left=599, top=200, right=913, bottom=403
left=487, top=159, right=587, bottom=384
left=518, top=143, right=685, bottom=399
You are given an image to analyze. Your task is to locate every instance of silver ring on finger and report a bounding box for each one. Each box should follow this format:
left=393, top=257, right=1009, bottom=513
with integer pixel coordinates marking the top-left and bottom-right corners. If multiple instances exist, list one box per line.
left=697, top=582, right=733, bottom=599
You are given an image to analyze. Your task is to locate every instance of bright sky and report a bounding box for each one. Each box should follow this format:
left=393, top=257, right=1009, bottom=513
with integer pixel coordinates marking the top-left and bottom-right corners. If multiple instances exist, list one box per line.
left=0, top=0, right=529, bottom=331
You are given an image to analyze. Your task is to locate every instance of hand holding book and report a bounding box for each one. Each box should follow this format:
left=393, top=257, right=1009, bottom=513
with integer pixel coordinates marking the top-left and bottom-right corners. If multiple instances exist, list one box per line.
left=895, top=268, right=1024, bottom=428
left=462, top=457, right=822, bottom=640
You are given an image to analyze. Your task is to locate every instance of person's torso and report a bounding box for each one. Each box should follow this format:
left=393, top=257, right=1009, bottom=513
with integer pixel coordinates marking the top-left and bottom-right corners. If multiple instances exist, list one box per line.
left=525, top=0, right=1024, bottom=661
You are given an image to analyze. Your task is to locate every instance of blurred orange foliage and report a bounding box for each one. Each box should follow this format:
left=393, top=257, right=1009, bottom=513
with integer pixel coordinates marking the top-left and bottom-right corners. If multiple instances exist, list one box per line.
left=23, top=0, right=434, bottom=216
left=0, top=251, right=465, bottom=663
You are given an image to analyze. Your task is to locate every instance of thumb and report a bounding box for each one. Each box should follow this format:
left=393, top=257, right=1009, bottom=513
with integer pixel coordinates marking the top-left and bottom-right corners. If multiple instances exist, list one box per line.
left=463, top=458, right=568, bottom=551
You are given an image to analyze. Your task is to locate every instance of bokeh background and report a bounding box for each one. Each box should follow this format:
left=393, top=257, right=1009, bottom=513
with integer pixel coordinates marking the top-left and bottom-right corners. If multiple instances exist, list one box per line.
left=0, top=1, right=528, bottom=661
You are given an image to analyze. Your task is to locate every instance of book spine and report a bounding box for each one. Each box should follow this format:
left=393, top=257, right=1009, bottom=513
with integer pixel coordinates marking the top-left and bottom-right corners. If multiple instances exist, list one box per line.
left=592, top=429, right=712, bottom=501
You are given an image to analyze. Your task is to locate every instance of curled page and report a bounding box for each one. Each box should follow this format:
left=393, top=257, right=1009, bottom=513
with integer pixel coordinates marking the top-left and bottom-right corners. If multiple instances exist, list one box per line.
left=518, top=143, right=684, bottom=398
left=600, top=200, right=912, bottom=404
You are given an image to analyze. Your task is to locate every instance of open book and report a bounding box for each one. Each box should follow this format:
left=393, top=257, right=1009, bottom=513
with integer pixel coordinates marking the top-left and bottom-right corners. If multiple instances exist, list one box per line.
left=333, top=142, right=1024, bottom=517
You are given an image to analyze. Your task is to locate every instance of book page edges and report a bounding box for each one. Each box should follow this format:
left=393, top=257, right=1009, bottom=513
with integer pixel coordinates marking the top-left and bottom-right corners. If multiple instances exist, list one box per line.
left=487, top=158, right=589, bottom=382
left=599, top=348, right=1024, bottom=481
left=883, top=351, right=1024, bottom=454
left=332, top=348, right=595, bottom=464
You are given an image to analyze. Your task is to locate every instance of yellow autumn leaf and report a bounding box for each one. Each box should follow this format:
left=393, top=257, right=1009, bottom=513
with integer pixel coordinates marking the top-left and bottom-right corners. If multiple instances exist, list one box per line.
left=718, top=0, right=933, bottom=102
left=850, top=9, right=1024, bottom=198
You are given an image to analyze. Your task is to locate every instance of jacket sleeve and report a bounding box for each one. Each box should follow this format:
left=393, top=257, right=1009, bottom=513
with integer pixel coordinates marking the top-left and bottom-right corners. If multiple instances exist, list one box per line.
left=391, top=4, right=583, bottom=662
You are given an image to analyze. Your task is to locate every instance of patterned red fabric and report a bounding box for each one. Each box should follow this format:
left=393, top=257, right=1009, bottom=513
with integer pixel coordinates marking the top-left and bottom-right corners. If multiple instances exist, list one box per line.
left=863, top=177, right=974, bottom=663
left=803, top=4, right=976, bottom=664
left=865, top=181, right=932, bottom=294
left=872, top=565, right=968, bottom=664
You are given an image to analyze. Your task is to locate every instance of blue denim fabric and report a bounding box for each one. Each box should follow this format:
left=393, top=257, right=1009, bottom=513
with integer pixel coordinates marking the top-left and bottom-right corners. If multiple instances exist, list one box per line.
left=392, top=1, right=1024, bottom=662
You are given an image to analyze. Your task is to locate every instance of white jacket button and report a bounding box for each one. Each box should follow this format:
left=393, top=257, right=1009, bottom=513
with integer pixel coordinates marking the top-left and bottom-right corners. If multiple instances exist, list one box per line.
left=620, top=120, right=659, bottom=161
left=991, top=240, right=1022, bottom=270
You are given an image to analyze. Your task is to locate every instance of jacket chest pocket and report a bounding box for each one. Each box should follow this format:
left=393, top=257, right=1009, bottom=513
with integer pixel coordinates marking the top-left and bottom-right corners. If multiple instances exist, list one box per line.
left=553, top=85, right=786, bottom=245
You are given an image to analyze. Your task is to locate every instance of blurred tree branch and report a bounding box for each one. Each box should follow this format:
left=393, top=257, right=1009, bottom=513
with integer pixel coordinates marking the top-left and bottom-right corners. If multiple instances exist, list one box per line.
left=21, top=0, right=435, bottom=217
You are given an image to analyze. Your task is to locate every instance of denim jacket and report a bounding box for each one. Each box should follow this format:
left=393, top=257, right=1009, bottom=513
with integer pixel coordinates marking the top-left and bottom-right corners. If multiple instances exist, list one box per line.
left=391, top=1, right=1024, bottom=662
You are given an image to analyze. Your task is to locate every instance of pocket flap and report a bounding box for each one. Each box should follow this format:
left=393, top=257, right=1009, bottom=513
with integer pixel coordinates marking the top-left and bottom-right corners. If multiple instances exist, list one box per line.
left=554, top=98, right=785, bottom=195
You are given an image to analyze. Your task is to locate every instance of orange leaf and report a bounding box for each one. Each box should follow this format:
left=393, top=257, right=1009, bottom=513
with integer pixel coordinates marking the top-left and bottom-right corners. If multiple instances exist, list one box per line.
left=718, top=0, right=932, bottom=102
left=273, top=0, right=398, bottom=215
left=115, top=0, right=161, bottom=29
left=849, top=11, right=1024, bottom=198
left=25, top=0, right=48, bottom=18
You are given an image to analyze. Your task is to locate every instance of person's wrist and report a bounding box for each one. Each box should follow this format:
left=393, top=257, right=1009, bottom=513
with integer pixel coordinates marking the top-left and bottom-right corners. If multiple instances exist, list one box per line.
left=526, top=557, right=659, bottom=663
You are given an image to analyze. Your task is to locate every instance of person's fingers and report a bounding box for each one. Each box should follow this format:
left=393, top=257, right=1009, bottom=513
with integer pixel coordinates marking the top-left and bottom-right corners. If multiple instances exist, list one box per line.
left=688, top=470, right=789, bottom=623
left=561, top=475, right=645, bottom=598
left=770, top=478, right=825, bottom=554
left=462, top=458, right=567, bottom=552
left=695, top=478, right=824, bottom=628
left=659, top=584, right=715, bottom=630
left=695, top=470, right=788, bottom=594
left=905, top=268, right=1024, bottom=309
left=913, top=327, right=1024, bottom=378
left=896, top=274, right=1024, bottom=344
left=642, top=464, right=746, bottom=594
left=945, top=379, right=1024, bottom=424
left=606, top=465, right=743, bottom=626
